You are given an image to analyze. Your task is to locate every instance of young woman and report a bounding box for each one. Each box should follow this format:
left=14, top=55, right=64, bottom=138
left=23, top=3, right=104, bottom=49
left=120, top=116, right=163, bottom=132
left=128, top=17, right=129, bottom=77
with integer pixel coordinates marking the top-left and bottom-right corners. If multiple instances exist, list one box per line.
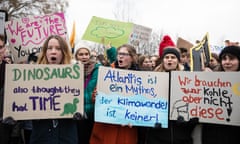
left=90, top=44, right=139, bottom=144
left=74, top=44, right=100, bottom=144
left=209, top=52, right=220, bottom=71
left=30, top=35, right=78, bottom=144
left=146, top=47, right=197, bottom=144
left=138, top=55, right=153, bottom=71
left=202, top=45, right=240, bottom=144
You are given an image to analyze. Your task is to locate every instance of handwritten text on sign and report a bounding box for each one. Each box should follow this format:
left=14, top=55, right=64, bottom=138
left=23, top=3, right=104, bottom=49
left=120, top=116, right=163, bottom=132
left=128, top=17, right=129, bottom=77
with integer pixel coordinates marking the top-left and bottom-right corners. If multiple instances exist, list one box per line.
left=95, top=67, right=169, bottom=128
left=170, top=71, right=240, bottom=126
left=4, top=13, right=67, bottom=63
left=3, top=64, right=84, bottom=120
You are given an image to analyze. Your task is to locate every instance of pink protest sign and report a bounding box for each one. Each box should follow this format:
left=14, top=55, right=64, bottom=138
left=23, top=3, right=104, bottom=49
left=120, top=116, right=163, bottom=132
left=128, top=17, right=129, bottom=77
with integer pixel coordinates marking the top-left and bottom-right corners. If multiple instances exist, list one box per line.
left=5, top=12, right=67, bottom=63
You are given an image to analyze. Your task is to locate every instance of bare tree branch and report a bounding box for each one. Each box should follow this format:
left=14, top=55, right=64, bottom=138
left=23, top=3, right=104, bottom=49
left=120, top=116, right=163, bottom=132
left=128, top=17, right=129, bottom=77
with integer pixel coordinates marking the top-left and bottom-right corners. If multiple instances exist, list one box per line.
left=0, top=0, right=69, bottom=20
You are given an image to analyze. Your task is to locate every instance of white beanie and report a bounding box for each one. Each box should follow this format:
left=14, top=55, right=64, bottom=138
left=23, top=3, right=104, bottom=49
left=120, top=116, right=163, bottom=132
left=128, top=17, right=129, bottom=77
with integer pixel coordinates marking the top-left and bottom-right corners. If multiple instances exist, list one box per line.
left=75, top=43, right=91, bottom=54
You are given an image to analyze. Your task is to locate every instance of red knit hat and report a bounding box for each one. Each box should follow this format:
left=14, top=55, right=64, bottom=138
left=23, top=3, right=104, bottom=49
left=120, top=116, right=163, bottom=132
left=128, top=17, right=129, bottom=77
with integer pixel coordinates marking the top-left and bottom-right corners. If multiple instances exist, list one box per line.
left=159, top=35, right=175, bottom=57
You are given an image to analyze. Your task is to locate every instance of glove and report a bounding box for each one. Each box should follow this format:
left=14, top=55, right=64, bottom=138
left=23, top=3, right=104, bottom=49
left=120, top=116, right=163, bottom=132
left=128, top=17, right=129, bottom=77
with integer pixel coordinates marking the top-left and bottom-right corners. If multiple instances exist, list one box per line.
left=2, top=116, right=16, bottom=125
left=177, top=115, right=185, bottom=123
left=154, top=122, right=162, bottom=128
left=73, top=112, right=88, bottom=120
left=188, top=117, right=199, bottom=125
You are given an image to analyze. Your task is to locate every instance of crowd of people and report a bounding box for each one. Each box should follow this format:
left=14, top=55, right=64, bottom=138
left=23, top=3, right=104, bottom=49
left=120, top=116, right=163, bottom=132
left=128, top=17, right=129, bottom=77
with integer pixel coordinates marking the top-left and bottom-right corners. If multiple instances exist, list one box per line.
left=0, top=33, right=240, bottom=144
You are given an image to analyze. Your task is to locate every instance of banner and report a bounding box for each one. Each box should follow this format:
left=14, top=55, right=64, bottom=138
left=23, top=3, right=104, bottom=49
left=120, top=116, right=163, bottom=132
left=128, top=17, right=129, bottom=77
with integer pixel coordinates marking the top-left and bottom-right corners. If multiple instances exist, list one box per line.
left=5, top=12, right=68, bottom=63
left=94, top=66, right=169, bottom=128
left=82, top=16, right=152, bottom=48
left=170, top=71, right=240, bottom=126
left=3, top=64, right=84, bottom=120
left=190, top=33, right=211, bottom=71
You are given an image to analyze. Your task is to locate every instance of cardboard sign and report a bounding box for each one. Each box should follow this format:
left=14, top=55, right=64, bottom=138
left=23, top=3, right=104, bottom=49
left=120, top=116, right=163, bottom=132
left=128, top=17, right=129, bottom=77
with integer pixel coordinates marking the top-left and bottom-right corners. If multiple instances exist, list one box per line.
left=170, top=71, right=240, bottom=126
left=3, top=64, right=84, bottom=120
left=4, top=12, right=68, bottom=63
left=94, top=66, right=169, bottom=128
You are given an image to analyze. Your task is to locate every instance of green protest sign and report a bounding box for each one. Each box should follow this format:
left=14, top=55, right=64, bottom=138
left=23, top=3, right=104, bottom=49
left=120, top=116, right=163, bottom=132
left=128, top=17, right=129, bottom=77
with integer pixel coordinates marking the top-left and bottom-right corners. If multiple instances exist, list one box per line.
left=82, top=16, right=134, bottom=47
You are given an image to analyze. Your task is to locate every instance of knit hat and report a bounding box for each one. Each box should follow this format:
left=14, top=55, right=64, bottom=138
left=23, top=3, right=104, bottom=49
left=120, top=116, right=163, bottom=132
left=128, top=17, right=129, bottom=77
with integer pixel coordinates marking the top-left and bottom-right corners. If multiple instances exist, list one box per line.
left=75, top=43, right=91, bottom=54
left=74, top=43, right=91, bottom=59
left=162, top=47, right=180, bottom=61
left=219, top=45, right=240, bottom=62
left=159, top=35, right=175, bottom=57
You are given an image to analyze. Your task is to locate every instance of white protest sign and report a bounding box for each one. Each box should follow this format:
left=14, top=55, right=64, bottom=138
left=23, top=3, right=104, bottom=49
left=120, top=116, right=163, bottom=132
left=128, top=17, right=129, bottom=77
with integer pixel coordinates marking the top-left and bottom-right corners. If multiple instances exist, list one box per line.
left=170, top=71, right=240, bottom=126
left=95, top=66, right=169, bottom=128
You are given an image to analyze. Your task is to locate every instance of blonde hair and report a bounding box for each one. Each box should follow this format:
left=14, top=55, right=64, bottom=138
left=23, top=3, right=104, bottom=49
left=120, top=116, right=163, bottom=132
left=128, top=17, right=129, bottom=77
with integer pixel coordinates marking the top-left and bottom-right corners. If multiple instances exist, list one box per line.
left=154, top=63, right=183, bottom=72
left=37, top=35, right=72, bottom=64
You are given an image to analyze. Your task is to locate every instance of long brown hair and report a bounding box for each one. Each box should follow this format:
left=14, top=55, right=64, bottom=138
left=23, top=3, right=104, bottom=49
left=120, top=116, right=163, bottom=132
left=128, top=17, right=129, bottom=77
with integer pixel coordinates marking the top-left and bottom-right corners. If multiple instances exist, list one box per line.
left=117, top=44, right=138, bottom=64
left=37, top=35, right=72, bottom=64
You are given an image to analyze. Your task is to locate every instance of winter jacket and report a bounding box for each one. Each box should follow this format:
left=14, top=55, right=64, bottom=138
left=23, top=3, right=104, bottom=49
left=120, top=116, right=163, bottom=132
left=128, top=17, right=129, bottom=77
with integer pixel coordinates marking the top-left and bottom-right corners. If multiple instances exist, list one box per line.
left=146, top=120, right=196, bottom=144
left=90, top=48, right=139, bottom=144
left=202, top=123, right=240, bottom=144
left=30, top=119, right=78, bottom=144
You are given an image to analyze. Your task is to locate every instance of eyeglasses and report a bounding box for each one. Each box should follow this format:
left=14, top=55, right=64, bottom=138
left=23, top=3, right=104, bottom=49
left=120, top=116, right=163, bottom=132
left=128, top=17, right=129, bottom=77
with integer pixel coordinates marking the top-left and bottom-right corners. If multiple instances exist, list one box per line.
left=0, top=45, right=5, bottom=49
left=118, top=52, right=130, bottom=56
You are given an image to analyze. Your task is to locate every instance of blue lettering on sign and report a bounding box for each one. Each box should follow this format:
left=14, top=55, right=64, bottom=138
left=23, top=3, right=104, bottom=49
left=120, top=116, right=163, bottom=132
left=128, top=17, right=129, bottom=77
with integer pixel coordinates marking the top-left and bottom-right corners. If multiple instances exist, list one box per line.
left=29, top=95, right=61, bottom=111
left=117, top=97, right=168, bottom=110
left=100, top=96, right=112, bottom=104
left=106, top=108, right=116, bottom=118
left=125, top=109, right=159, bottom=122
left=125, top=85, right=157, bottom=97
left=109, top=83, right=123, bottom=92
left=103, top=70, right=142, bottom=86
left=12, top=102, right=28, bottom=112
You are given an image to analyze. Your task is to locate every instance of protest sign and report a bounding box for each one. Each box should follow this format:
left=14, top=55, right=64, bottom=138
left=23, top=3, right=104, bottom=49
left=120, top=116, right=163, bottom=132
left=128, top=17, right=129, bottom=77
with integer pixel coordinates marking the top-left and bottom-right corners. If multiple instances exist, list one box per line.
left=95, top=66, right=169, bottom=128
left=3, top=64, right=84, bottom=120
left=170, top=71, right=240, bottom=126
left=82, top=16, right=152, bottom=49
left=4, top=12, right=68, bottom=63
left=0, top=10, right=7, bottom=36
left=190, top=33, right=211, bottom=71
left=82, top=16, right=133, bottom=47
left=129, top=24, right=152, bottom=54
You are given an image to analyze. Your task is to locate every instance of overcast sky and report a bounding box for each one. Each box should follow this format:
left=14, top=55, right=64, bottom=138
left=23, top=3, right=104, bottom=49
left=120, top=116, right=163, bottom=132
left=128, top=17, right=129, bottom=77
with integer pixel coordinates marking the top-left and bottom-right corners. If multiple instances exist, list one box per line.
left=65, top=0, right=240, bottom=45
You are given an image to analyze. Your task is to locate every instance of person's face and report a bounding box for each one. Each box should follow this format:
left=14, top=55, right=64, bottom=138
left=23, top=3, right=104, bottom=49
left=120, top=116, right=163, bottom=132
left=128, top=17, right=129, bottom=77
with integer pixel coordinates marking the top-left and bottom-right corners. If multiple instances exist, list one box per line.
left=209, top=57, right=218, bottom=68
left=76, top=48, right=90, bottom=63
left=0, top=39, right=6, bottom=61
left=142, top=58, right=152, bottom=68
left=163, top=53, right=179, bottom=71
left=150, top=56, right=158, bottom=67
left=91, top=51, right=97, bottom=60
left=117, top=47, right=133, bottom=69
left=180, top=52, right=188, bottom=64
left=46, top=38, right=63, bottom=64
left=221, top=55, right=239, bottom=71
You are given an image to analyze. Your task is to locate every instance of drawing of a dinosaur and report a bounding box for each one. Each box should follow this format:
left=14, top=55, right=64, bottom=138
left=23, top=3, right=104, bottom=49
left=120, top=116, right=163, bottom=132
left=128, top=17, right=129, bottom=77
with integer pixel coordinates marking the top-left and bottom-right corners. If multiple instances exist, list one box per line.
left=60, top=98, right=79, bottom=116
